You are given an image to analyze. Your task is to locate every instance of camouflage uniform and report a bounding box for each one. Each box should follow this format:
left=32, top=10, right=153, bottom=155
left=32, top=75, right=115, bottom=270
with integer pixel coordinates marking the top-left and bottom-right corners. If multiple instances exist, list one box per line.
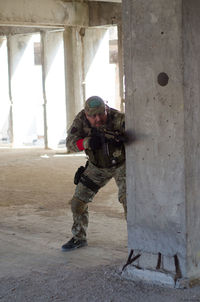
left=66, top=106, right=126, bottom=240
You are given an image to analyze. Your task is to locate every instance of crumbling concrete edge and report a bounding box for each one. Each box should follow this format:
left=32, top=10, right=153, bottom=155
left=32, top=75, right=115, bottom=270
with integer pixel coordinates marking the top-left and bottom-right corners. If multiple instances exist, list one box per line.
left=121, top=266, right=196, bottom=289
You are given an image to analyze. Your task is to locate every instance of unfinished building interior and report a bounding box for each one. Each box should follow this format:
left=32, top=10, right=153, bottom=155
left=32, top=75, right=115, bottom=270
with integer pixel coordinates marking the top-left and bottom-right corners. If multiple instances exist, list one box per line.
left=1, top=0, right=200, bottom=301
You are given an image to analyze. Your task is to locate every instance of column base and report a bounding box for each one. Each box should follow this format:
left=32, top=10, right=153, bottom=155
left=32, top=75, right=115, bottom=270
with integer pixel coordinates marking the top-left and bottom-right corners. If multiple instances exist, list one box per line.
left=121, top=266, right=199, bottom=289
left=122, top=266, right=175, bottom=288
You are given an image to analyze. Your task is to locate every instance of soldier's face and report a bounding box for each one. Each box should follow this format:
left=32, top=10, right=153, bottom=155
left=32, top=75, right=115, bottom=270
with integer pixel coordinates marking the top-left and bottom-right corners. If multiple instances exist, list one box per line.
left=85, top=110, right=107, bottom=128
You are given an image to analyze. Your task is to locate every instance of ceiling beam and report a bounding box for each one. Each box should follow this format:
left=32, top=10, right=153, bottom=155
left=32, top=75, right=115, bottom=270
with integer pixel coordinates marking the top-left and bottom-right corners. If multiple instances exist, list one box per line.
left=0, top=0, right=89, bottom=27
left=88, top=2, right=121, bottom=27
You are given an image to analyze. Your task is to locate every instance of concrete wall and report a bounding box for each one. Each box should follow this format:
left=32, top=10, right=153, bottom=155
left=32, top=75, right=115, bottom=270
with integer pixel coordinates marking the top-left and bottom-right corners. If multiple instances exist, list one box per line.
left=123, top=0, right=200, bottom=280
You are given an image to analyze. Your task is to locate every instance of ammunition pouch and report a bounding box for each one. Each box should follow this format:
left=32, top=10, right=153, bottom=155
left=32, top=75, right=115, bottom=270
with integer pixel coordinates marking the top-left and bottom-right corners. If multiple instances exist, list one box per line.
left=74, top=161, right=100, bottom=193
left=74, top=166, right=86, bottom=185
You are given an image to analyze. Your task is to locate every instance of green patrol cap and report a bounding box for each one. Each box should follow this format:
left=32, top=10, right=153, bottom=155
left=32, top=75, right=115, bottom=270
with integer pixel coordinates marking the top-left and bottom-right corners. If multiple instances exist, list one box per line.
left=85, top=96, right=105, bottom=116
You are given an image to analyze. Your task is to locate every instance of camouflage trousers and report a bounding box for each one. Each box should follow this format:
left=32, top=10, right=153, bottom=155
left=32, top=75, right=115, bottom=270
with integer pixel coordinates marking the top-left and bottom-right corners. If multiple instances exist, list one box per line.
left=70, top=161, right=126, bottom=240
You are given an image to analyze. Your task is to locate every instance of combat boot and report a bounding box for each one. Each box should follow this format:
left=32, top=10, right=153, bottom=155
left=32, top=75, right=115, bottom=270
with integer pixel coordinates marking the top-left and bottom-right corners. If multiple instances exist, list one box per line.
left=61, top=237, right=87, bottom=251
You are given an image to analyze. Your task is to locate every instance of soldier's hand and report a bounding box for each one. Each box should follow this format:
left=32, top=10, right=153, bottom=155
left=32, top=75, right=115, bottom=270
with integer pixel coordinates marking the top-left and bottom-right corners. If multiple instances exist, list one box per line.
left=115, top=133, right=129, bottom=144
left=89, top=136, right=102, bottom=150
left=114, top=134, right=126, bottom=143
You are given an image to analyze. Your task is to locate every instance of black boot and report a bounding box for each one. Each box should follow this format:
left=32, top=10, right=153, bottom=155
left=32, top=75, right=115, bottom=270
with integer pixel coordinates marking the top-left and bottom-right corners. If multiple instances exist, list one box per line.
left=61, top=237, right=87, bottom=251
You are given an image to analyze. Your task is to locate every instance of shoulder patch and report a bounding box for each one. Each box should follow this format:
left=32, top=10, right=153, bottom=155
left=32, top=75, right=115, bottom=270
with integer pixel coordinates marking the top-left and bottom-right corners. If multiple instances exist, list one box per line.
left=71, top=127, right=78, bottom=134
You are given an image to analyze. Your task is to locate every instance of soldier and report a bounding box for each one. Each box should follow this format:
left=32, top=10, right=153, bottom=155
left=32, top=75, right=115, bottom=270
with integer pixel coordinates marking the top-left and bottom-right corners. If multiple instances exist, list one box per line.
left=62, top=96, right=127, bottom=251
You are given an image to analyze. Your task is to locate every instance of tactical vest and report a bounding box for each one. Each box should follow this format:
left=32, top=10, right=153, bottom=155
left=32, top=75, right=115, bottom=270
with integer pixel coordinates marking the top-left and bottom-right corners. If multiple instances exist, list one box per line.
left=85, top=108, right=125, bottom=168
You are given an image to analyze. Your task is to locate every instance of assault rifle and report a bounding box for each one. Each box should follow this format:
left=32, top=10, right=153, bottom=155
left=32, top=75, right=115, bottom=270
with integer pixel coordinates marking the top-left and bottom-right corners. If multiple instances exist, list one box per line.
left=91, top=127, right=126, bottom=144
left=74, top=128, right=126, bottom=185
left=90, top=127, right=126, bottom=158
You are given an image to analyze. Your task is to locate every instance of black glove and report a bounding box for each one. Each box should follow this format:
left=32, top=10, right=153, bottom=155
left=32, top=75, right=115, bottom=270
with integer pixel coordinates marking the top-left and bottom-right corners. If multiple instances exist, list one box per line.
left=113, top=133, right=128, bottom=146
left=89, top=136, right=102, bottom=150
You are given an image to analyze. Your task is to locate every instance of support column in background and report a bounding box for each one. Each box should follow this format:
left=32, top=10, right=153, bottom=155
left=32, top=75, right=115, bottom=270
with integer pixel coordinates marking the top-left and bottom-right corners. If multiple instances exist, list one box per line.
left=63, top=27, right=84, bottom=131
left=41, top=31, right=66, bottom=149
left=8, top=34, right=43, bottom=147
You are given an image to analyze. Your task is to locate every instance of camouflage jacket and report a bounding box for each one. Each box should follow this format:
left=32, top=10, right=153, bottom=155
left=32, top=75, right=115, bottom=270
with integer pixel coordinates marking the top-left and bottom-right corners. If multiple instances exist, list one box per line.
left=66, top=107, right=125, bottom=168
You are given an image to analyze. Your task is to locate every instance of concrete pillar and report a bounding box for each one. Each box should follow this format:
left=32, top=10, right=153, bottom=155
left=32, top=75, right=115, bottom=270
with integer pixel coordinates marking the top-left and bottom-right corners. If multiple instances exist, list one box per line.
left=7, top=36, right=14, bottom=145
left=41, top=32, right=48, bottom=149
left=41, top=31, right=66, bottom=149
left=0, top=37, right=10, bottom=144
left=122, top=0, right=200, bottom=287
left=63, top=27, right=84, bottom=130
left=8, top=34, right=43, bottom=147
left=117, top=23, right=125, bottom=112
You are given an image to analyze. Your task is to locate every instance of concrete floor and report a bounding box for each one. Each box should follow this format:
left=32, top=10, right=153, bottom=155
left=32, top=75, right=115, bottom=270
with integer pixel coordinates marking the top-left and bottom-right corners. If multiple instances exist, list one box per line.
left=1, top=148, right=200, bottom=301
